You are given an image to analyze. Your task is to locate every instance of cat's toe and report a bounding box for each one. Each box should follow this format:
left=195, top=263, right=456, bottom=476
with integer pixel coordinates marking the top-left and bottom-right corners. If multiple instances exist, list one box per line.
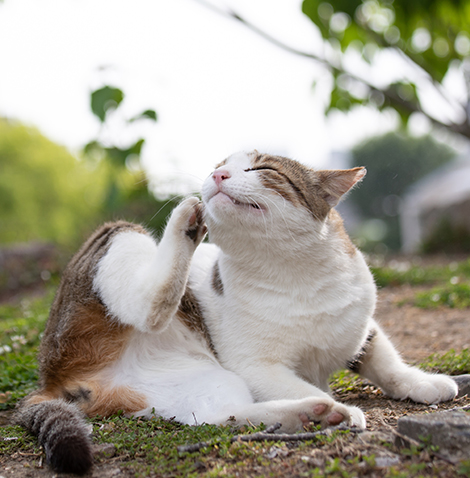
left=346, top=406, right=366, bottom=429
left=301, top=399, right=365, bottom=430
left=186, top=202, right=207, bottom=245
left=326, top=411, right=345, bottom=426
left=169, top=198, right=207, bottom=246
left=409, top=375, right=458, bottom=404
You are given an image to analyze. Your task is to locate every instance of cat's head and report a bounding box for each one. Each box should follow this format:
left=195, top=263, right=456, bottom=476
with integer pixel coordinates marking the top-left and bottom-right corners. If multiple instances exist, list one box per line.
left=202, top=151, right=365, bottom=251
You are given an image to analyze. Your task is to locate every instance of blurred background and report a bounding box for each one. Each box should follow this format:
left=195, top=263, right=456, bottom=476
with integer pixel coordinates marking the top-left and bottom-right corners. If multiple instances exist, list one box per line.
left=1, top=0, right=470, bottom=300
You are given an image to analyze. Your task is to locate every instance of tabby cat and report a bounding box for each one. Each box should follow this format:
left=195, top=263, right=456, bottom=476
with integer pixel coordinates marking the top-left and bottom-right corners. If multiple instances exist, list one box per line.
left=16, top=151, right=458, bottom=474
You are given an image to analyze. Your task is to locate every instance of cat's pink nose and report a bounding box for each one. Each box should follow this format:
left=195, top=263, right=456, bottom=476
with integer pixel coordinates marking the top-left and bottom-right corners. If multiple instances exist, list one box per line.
left=213, top=170, right=231, bottom=186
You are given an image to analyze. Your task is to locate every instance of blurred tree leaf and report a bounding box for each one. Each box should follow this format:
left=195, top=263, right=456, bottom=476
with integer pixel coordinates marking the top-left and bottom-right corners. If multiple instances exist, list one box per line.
left=91, top=86, right=124, bottom=122
left=105, top=139, right=145, bottom=167
left=0, top=120, right=108, bottom=246
left=300, top=0, right=470, bottom=137
left=129, top=109, right=158, bottom=123
left=200, top=0, right=470, bottom=140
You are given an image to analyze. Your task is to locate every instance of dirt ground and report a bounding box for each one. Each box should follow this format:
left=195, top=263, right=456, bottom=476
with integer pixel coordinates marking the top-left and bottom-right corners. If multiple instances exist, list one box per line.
left=375, top=286, right=470, bottom=363
left=1, top=280, right=470, bottom=477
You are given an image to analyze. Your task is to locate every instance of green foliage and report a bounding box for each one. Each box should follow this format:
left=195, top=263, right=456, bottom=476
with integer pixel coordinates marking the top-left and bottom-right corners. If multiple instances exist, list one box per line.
left=129, top=109, right=158, bottom=123
left=414, top=282, right=470, bottom=309
left=350, top=132, right=455, bottom=250
left=0, top=292, right=52, bottom=409
left=84, top=84, right=162, bottom=219
left=372, top=256, right=470, bottom=310
left=421, top=348, right=470, bottom=375
left=91, top=85, right=124, bottom=122
left=370, top=258, right=470, bottom=288
left=300, top=0, right=470, bottom=137
left=0, top=120, right=108, bottom=246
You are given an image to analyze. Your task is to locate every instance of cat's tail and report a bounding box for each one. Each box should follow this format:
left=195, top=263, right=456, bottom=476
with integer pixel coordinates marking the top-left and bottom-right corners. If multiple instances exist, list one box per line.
left=15, top=398, right=93, bottom=475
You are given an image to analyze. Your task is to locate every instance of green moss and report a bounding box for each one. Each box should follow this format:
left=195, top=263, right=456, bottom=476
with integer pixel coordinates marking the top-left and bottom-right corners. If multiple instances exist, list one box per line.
left=420, top=348, right=470, bottom=375
left=371, top=258, right=470, bottom=289
left=0, top=292, right=52, bottom=409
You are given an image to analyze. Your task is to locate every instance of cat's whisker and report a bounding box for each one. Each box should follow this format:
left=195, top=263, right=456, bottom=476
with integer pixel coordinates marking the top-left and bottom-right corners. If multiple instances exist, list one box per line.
left=144, top=195, right=183, bottom=229
left=256, top=193, right=301, bottom=247
left=246, top=194, right=270, bottom=237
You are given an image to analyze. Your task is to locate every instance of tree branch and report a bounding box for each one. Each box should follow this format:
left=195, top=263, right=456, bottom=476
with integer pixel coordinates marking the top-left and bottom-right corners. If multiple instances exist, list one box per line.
left=193, top=0, right=470, bottom=139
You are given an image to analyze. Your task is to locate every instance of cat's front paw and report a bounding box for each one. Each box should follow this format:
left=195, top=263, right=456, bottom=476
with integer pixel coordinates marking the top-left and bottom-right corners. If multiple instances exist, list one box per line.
left=168, top=198, right=207, bottom=247
left=388, top=370, right=458, bottom=404
left=406, top=374, right=458, bottom=404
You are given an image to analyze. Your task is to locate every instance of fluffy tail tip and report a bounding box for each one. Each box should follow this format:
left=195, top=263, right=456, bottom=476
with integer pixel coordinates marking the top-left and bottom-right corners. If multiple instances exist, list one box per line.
left=47, top=435, right=94, bottom=474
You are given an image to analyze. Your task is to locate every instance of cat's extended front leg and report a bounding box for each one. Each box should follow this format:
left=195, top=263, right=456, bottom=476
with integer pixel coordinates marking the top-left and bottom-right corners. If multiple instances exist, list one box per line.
left=94, top=198, right=206, bottom=332
left=352, top=320, right=457, bottom=404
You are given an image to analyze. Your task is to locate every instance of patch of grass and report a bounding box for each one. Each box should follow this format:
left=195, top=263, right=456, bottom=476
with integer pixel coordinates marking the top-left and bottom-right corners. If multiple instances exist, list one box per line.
left=0, top=291, right=53, bottom=409
left=370, top=257, right=470, bottom=289
left=372, top=257, right=470, bottom=309
left=421, top=348, right=470, bottom=375
left=2, top=286, right=470, bottom=477
left=414, top=282, right=470, bottom=309
left=91, top=415, right=244, bottom=477
left=329, top=370, right=364, bottom=395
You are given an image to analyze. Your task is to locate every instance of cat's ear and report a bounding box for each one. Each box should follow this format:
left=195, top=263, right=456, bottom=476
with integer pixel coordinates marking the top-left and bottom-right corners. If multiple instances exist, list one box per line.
left=318, top=167, right=366, bottom=208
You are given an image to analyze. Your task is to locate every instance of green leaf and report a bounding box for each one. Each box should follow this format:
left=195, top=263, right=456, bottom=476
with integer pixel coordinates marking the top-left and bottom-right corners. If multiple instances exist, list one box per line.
left=105, top=138, right=145, bottom=167
left=302, top=0, right=331, bottom=38
left=128, top=109, right=158, bottom=123
left=83, top=140, right=101, bottom=156
left=91, top=86, right=124, bottom=123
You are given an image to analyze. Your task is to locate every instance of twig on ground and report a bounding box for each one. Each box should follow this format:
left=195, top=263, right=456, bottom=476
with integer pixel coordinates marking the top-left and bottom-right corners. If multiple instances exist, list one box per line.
left=177, top=423, right=361, bottom=454
left=445, top=404, right=470, bottom=412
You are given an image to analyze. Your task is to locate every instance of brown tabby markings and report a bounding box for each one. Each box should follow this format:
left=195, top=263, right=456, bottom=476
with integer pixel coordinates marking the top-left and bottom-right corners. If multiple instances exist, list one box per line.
left=251, top=153, right=364, bottom=227
left=177, top=287, right=217, bottom=355
left=346, top=329, right=377, bottom=374
left=26, top=221, right=150, bottom=416
left=251, top=153, right=331, bottom=220
left=212, top=261, right=224, bottom=296
left=328, top=209, right=357, bottom=257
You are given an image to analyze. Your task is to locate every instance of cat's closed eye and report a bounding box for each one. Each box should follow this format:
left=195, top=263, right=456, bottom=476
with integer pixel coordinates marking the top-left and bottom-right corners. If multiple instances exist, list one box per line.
left=244, top=167, right=277, bottom=173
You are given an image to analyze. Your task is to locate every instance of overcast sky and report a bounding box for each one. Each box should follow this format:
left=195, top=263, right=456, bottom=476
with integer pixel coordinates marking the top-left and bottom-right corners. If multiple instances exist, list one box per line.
left=0, top=0, right=411, bottom=195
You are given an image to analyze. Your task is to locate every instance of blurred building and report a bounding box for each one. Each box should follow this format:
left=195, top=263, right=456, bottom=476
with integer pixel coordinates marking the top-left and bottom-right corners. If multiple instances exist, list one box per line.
left=400, top=156, right=470, bottom=253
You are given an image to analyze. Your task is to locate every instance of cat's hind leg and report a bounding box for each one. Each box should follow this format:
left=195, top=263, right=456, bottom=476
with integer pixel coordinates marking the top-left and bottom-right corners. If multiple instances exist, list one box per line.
left=210, top=397, right=365, bottom=432
left=146, top=364, right=365, bottom=432
left=350, top=320, right=457, bottom=404
left=216, top=362, right=366, bottom=429
left=94, top=198, right=207, bottom=332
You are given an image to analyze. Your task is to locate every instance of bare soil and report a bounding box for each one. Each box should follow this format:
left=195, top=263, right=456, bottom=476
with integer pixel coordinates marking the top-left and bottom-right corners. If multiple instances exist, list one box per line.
left=1, top=281, right=470, bottom=477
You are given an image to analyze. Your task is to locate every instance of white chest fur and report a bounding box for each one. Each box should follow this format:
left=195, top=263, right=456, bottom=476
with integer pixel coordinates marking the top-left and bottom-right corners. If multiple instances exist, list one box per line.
left=192, top=240, right=376, bottom=393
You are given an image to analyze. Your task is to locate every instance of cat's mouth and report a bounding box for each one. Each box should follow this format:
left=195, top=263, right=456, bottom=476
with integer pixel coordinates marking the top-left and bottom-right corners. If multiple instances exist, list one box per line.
left=213, top=192, right=263, bottom=210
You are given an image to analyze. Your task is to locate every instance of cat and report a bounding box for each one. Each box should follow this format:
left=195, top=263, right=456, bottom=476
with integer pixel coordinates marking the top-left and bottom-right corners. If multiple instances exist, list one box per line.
left=16, top=150, right=458, bottom=474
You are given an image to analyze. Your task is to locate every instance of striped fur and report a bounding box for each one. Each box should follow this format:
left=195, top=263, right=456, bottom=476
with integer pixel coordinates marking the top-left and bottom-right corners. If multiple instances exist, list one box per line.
left=15, top=399, right=93, bottom=474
